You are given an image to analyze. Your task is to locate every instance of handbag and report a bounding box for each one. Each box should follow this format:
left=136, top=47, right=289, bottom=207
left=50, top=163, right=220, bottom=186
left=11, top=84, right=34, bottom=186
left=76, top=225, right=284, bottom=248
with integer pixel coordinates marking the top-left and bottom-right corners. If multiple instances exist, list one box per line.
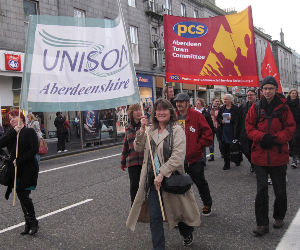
left=230, top=140, right=243, bottom=164
left=0, top=151, right=10, bottom=186
left=162, top=171, right=193, bottom=194
left=39, top=138, right=48, bottom=155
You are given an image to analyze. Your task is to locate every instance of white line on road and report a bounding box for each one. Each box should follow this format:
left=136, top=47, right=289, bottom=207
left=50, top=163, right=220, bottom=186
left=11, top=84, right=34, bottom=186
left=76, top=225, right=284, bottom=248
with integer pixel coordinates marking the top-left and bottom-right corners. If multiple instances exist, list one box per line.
left=0, top=199, right=93, bottom=234
left=276, top=208, right=300, bottom=250
left=39, top=153, right=121, bottom=174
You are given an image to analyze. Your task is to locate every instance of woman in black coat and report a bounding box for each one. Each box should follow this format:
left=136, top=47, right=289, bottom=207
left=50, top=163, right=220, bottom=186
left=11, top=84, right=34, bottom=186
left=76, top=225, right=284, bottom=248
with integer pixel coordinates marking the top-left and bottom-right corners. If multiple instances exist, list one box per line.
left=287, top=89, right=300, bottom=168
left=217, top=94, right=241, bottom=170
left=0, top=110, right=39, bottom=235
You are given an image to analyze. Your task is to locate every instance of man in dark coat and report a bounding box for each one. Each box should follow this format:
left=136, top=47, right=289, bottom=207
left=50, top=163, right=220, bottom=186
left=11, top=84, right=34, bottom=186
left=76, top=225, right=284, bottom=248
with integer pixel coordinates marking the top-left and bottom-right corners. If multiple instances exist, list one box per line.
left=245, top=76, right=296, bottom=237
left=239, top=89, right=257, bottom=172
left=54, top=112, right=66, bottom=153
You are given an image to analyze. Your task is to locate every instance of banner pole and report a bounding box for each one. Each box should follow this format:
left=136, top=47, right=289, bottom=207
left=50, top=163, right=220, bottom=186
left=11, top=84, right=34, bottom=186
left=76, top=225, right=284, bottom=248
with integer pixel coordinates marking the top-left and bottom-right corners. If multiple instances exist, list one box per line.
left=13, top=109, right=21, bottom=206
left=140, top=102, right=166, bottom=220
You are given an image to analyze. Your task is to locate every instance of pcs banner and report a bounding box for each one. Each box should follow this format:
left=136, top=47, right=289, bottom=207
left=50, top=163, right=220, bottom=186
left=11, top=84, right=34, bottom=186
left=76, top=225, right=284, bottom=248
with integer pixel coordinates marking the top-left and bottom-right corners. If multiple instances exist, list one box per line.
left=164, top=6, right=259, bottom=87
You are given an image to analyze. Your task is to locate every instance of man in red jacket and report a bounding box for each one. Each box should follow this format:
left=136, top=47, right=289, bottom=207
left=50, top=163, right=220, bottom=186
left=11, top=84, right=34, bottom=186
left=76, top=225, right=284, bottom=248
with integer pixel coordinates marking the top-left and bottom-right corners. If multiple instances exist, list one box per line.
left=245, top=76, right=296, bottom=237
left=174, top=92, right=213, bottom=216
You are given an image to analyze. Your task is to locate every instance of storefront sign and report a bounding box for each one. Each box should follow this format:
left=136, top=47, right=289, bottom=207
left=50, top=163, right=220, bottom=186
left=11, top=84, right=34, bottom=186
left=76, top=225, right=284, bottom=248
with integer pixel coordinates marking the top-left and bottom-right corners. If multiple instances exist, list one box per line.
left=137, top=74, right=153, bottom=88
left=136, top=74, right=153, bottom=104
left=4, top=54, right=22, bottom=71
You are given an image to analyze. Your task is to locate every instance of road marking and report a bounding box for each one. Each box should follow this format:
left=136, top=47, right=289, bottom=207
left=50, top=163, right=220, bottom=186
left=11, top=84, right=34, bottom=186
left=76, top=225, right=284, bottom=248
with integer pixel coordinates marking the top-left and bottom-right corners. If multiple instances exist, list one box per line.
left=276, top=208, right=300, bottom=250
left=0, top=199, right=93, bottom=234
left=39, top=153, right=121, bottom=174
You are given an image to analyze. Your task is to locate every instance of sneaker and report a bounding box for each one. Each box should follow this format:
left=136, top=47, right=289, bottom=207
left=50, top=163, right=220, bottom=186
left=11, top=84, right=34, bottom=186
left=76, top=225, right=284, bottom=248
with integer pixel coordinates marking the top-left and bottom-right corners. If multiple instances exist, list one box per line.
left=268, top=177, right=272, bottom=185
left=183, top=233, right=193, bottom=246
left=291, top=162, right=297, bottom=168
left=63, top=149, right=68, bottom=152
left=253, top=225, right=269, bottom=237
left=202, top=205, right=212, bottom=216
left=57, top=150, right=62, bottom=153
left=273, top=220, right=284, bottom=229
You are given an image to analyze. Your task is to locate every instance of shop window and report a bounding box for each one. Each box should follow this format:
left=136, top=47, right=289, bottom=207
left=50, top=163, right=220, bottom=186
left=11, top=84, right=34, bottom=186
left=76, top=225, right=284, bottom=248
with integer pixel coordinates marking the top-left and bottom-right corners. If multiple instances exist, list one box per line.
left=12, top=77, right=22, bottom=107
left=163, top=0, right=172, bottom=14
left=129, top=26, right=139, bottom=64
left=23, top=0, right=39, bottom=40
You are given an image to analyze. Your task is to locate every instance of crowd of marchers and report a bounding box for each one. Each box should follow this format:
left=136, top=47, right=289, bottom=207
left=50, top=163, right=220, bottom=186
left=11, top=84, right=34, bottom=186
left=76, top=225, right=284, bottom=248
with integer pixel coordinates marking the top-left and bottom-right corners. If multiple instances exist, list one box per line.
left=0, top=75, right=299, bottom=247
left=121, top=76, right=299, bottom=249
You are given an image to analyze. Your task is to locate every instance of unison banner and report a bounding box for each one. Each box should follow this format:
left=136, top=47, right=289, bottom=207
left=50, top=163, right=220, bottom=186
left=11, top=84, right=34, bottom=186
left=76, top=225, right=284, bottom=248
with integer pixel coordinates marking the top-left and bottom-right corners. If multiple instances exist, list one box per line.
left=164, top=7, right=259, bottom=87
left=21, top=15, right=140, bottom=112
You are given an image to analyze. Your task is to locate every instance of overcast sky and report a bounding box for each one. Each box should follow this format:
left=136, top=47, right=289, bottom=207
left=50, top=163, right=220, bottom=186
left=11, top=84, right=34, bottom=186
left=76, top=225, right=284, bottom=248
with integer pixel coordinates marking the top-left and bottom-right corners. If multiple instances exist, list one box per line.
left=215, top=0, right=300, bottom=54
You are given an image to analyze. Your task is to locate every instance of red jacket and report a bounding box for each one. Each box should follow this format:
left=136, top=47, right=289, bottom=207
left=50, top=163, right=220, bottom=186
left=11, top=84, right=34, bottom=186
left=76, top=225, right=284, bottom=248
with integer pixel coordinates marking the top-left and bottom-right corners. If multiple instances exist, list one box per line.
left=245, top=95, right=296, bottom=166
left=182, top=108, right=213, bottom=164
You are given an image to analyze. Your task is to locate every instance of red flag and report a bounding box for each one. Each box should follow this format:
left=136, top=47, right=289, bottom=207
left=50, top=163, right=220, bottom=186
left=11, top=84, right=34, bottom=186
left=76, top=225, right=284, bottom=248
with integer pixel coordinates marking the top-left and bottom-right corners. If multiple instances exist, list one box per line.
left=261, top=42, right=283, bottom=93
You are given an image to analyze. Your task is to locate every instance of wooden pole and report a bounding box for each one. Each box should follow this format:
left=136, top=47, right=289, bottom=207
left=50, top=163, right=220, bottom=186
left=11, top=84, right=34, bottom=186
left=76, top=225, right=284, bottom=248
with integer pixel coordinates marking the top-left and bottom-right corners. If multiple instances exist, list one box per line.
left=140, top=102, right=166, bottom=221
left=13, top=109, right=21, bottom=206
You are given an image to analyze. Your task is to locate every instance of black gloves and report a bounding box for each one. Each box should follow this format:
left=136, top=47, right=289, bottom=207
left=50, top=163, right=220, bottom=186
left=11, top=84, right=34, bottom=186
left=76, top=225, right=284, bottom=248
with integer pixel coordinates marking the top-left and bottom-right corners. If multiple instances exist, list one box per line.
left=260, top=134, right=277, bottom=149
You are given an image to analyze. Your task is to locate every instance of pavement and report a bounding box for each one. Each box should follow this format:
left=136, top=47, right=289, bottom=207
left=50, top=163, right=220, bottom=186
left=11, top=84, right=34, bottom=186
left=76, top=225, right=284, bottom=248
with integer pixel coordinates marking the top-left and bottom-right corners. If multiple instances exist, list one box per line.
left=0, top=143, right=299, bottom=249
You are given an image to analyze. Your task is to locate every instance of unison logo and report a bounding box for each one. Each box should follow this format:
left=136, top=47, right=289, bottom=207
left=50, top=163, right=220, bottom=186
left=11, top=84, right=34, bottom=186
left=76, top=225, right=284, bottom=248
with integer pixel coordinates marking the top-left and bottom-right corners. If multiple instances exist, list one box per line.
left=39, top=29, right=129, bottom=77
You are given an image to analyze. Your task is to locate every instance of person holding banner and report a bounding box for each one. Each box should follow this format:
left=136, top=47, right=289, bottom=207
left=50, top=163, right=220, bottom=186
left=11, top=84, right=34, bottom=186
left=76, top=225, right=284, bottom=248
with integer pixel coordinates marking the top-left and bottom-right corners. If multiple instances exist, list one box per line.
left=126, top=99, right=200, bottom=248
left=121, top=104, right=144, bottom=205
left=0, top=110, right=39, bottom=235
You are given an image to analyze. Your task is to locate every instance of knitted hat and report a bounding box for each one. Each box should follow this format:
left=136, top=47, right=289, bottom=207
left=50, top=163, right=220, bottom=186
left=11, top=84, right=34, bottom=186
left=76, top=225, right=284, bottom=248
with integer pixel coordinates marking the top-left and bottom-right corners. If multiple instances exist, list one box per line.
left=260, top=76, right=278, bottom=89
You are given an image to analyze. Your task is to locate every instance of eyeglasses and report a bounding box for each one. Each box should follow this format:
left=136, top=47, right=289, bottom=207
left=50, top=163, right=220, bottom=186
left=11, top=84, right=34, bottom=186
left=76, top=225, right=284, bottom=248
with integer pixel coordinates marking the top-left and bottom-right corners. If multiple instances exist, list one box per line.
left=262, top=87, right=276, bottom=91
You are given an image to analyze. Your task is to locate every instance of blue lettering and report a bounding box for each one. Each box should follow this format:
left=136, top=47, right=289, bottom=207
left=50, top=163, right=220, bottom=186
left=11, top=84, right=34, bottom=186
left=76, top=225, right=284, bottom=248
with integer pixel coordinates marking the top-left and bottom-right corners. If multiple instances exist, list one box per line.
left=59, top=50, right=79, bottom=72
left=101, top=49, right=119, bottom=70
left=86, top=51, right=99, bottom=71
left=43, top=50, right=60, bottom=71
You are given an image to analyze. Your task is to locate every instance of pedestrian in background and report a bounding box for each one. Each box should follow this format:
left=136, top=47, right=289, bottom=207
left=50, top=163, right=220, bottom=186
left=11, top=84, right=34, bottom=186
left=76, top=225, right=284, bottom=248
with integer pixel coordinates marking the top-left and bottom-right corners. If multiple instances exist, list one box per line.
left=287, top=89, right=300, bottom=168
left=54, top=112, right=67, bottom=153
left=121, top=104, right=144, bottom=205
left=126, top=98, right=200, bottom=248
left=239, top=89, right=257, bottom=172
left=175, top=93, right=213, bottom=216
left=27, top=113, right=43, bottom=165
left=164, top=85, right=176, bottom=108
left=208, top=97, right=223, bottom=160
left=245, top=76, right=296, bottom=236
left=0, top=110, right=39, bottom=235
left=217, top=94, right=241, bottom=170
left=195, top=98, right=214, bottom=167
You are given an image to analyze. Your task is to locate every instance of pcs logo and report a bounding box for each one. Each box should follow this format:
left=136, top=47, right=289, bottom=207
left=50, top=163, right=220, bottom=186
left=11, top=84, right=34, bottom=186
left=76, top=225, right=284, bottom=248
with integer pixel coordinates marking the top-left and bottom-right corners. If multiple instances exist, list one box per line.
left=173, top=21, right=208, bottom=38
left=170, top=75, right=181, bottom=81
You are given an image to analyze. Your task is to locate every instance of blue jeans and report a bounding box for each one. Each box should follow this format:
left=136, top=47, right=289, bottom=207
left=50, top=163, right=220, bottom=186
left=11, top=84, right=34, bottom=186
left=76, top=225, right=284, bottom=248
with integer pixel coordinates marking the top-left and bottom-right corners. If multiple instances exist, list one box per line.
left=35, top=154, right=40, bottom=165
left=149, top=185, right=165, bottom=250
left=148, top=185, right=194, bottom=250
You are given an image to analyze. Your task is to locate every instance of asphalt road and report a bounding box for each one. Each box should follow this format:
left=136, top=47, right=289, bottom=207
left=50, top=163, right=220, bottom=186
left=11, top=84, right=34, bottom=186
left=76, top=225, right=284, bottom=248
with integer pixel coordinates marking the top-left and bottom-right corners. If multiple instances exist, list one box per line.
left=0, top=145, right=299, bottom=250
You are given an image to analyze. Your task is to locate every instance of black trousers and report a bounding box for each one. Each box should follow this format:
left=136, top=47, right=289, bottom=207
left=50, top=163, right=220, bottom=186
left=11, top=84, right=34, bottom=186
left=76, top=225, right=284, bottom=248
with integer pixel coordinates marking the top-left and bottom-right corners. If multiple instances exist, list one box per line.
left=16, top=190, right=37, bottom=223
left=127, top=165, right=142, bottom=205
left=222, top=143, right=231, bottom=166
left=255, top=165, right=287, bottom=226
left=57, top=131, right=66, bottom=151
left=185, top=160, right=212, bottom=207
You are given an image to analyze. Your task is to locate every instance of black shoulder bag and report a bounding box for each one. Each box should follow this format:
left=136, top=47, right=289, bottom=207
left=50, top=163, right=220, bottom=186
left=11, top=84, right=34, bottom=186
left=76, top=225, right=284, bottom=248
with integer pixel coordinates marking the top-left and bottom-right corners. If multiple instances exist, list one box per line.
left=161, top=126, right=193, bottom=194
